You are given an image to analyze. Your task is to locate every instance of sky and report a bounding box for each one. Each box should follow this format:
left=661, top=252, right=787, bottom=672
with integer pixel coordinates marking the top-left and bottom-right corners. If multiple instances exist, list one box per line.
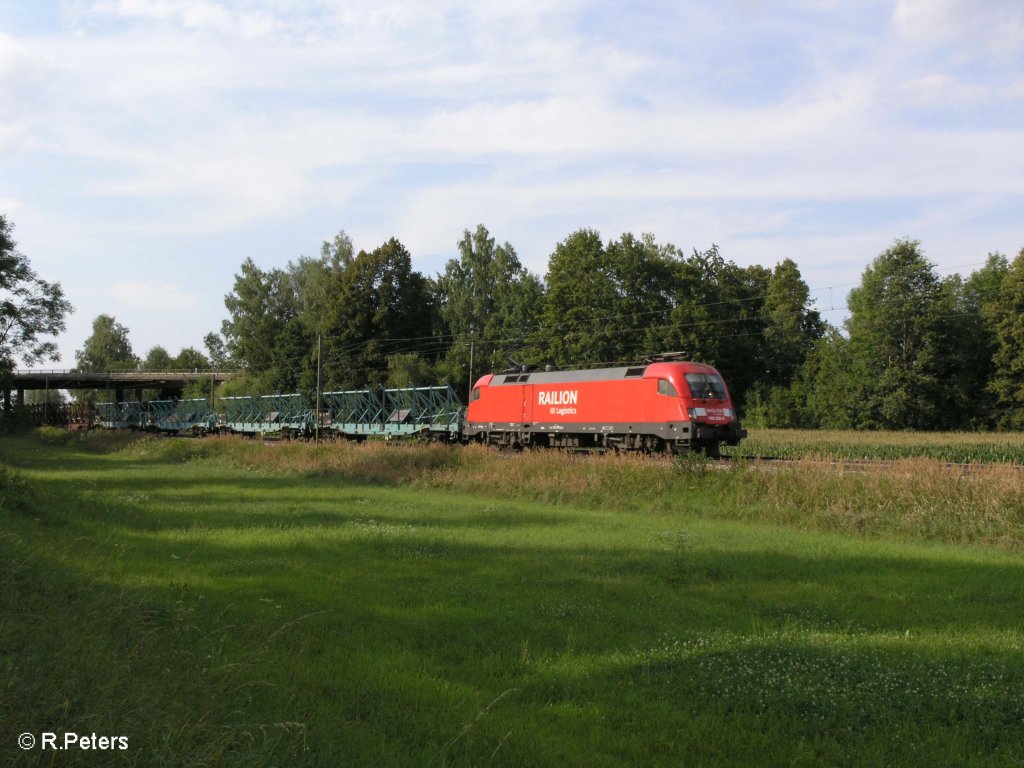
left=2, top=0, right=1023, bottom=369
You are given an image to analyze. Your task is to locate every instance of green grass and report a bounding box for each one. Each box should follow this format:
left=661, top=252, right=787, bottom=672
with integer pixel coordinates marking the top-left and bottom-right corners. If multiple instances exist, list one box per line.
left=1, top=433, right=1023, bottom=766
left=728, top=428, right=1024, bottom=463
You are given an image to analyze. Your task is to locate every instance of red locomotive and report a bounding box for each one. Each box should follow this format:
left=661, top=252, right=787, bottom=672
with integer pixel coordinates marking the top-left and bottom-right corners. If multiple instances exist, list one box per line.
left=464, top=354, right=746, bottom=455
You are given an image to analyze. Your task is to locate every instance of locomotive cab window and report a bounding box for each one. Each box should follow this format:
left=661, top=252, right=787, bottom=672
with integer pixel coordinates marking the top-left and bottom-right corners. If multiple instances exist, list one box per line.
left=685, top=373, right=727, bottom=400
left=470, top=388, right=481, bottom=402
left=657, top=379, right=679, bottom=397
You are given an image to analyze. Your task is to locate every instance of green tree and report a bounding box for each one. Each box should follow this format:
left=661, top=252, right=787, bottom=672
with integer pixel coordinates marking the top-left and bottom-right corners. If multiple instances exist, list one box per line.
left=656, top=246, right=726, bottom=366
left=436, top=224, right=543, bottom=392
left=222, top=258, right=288, bottom=373
left=539, top=229, right=616, bottom=365
left=741, top=258, right=826, bottom=424
left=957, top=254, right=1010, bottom=427
left=221, top=258, right=311, bottom=393
left=985, top=248, right=1024, bottom=427
left=322, top=238, right=433, bottom=389
left=539, top=230, right=676, bottom=367
left=761, top=258, right=825, bottom=387
left=174, top=347, right=209, bottom=371
left=141, top=346, right=173, bottom=370
left=288, top=230, right=354, bottom=342
left=715, top=262, right=772, bottom=408
left=0, top=215, right=73, bottom=373
left=271, top=316, right=316, bottom=394
left=141, top=346, right=207, bottom=399
left=537, top=234, right=790, bottom=410
left=656, top=245, right=772, bottom=409
left=75, top=315, right=138, bottom=372
left=203, top=332, right=231, bottom=369
left=800, top=328, right=859, bottom=429
left=385, top=352, right=435, bottom=388
left=73, top=314, right=139, bottom=403
left=843, top=239, right=956, bottom=430
left=603, top=233, right=676, bottom=361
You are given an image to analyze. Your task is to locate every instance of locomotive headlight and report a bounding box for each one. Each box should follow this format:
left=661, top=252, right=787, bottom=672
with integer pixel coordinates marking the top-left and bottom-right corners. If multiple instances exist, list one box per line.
left=688, top=407, right=707, bottom=418
left=723, top=408, right=734, bottom=418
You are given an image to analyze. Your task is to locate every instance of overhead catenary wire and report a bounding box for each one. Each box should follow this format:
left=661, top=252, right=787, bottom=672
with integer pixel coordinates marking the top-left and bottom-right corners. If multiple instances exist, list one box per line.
left=231, top=297, right=1005, bottom=386
left=214, top=253, right=1008, bottom=382
left=229, top=279, right=1008, bottom=381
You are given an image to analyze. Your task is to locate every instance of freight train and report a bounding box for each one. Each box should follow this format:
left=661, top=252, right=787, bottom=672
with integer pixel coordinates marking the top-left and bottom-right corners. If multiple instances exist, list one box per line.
left=95, top=354, right=746, bottom=456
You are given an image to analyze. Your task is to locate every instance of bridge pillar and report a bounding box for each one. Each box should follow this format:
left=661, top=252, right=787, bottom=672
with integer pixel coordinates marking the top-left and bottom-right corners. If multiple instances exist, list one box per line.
left=16, top=388, right=24, bottom=407
left=115, top=388, right=124, bottom=403
left=135, top=387, right=143, bottom=403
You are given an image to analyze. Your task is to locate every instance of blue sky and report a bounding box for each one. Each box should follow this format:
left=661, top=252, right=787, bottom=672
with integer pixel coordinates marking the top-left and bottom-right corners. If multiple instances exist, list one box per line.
left=1, top=0, right=1022, bottom=367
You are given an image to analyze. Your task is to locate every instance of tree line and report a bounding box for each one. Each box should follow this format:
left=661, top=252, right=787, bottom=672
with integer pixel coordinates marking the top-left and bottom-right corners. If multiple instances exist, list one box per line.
left=202, top=226, right=830, bottom=415
left=3, top=211, right=1023, bottom=430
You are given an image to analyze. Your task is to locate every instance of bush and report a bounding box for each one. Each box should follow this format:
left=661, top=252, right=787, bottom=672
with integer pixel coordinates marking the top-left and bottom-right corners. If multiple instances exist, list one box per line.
left=34, top=426, right=147, bottom=452
left=0, top=465, right=30, bottom=514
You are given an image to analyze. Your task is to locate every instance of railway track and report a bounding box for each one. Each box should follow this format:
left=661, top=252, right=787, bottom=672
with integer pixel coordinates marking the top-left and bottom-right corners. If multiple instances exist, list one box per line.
left=86, top=426, right=1024, bottom=473
left=554, top=449, right=1024, bottom=474
left=507, top=447, right=1024, bottom=473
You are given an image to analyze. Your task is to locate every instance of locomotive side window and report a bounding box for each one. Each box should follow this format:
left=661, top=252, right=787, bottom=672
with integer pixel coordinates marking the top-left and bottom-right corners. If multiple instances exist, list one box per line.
left=685, top=373, right=727, bottom=400
left=657, top=379, right=679, bottom=397
left=470, top=388, right=481, bottom=401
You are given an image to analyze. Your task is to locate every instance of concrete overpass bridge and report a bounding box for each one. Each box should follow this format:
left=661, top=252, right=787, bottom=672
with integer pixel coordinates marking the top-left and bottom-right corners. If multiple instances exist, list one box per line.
left=3, top=368, right=244, bottom=410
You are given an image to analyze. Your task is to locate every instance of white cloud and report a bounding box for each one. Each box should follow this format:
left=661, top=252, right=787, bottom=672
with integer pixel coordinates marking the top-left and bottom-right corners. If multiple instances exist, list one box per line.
left=1, top=0, right=1021, bottom=361
left=88, top=0, right=282, bottom=38
left=111, top=281, right=200, bottom=312
left=893, top=0, right=1024, bottom=56
left=897, top=73, right=997, bottom=107
left=0, top=32, right=58, bottom=151
left=892, top=0, right=961, bottom=44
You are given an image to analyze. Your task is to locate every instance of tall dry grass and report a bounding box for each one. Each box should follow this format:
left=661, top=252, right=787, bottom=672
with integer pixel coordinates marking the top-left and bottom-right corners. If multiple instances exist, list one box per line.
left=733, top=458, right=1024, bottom=549
left=732, top=428, right=1024, bottom=463
left=133, top=436, right=1024, bottom=550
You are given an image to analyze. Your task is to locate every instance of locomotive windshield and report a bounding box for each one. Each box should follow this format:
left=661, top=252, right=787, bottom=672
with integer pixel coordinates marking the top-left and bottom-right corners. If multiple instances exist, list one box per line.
left=685, top=373, right=727, bottom=400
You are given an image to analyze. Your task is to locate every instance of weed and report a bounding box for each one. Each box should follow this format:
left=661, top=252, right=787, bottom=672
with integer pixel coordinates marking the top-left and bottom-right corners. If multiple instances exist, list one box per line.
left=34, top=425, right=146, bottom=452
left=729, top=428, right=1024, bottom=464
left=3, top=431, right=1024, bottom=766
left=0, top=465, right=30, bottom=513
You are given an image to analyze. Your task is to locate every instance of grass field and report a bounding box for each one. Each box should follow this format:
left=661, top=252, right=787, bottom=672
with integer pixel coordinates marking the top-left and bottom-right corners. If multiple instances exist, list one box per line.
left=729, top=428, right=1024, bottom=463
left=1, top=431, right=1023, bottom=766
